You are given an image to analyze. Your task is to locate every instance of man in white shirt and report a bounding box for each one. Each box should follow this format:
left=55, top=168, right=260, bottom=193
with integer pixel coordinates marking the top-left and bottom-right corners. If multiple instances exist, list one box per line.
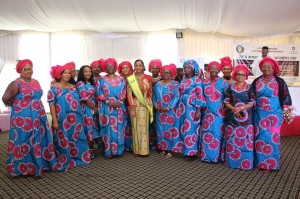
left=251, top=46, right=269, bottom=77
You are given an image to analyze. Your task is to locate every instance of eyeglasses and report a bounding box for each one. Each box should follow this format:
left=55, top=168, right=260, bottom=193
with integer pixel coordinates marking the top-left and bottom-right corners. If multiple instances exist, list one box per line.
left=236, top=73, right=246, bottom=77
left=261, top=65, right=273, bottom=70
left=22, top=68, right=33, bottom=72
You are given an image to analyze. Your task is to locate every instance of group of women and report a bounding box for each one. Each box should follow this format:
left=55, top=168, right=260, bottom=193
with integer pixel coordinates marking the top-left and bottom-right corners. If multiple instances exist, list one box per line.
left=2, top=55, right=292, bottom=177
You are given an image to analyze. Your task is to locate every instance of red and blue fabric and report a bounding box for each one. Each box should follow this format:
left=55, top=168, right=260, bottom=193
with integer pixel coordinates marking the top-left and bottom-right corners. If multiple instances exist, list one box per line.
left=253, top=77, right=283, bottom=170
left=96, top=76, right=127, bottom=157
left=7, top=80, right=57, bottom=176
left=153, top=81, right=180, bottom=152
left=224, top=83, right=255, bottom=170
left=201, top=78, right=229, bottom=162
left=176, top=76, right=206, bottom=156
left=76, top=81, right=100, bottom=141
left=47, top=86, right=91, bottom=171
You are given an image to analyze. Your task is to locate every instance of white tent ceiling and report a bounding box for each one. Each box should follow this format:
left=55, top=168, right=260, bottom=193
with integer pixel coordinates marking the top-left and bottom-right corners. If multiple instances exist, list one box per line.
left=1, top=0, right=300, bottom=37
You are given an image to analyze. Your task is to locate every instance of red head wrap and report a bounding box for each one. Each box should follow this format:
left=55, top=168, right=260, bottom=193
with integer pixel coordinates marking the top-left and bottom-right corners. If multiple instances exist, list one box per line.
left=259, top=57, right=280, bottom=76
left=208, top=61, right=221, bottom=72
left=90, top=60, right=101, bottom=70
left=103, top=58, right=118, bottom=72
left=118, top=61, right=133, bottom=75
left=54, top=62, right=74, bottom=80
left=220, top=56, right=233, bottom=70
left=148, top=59, right=162, bottom=72
left=97, top=58, right=104, bottom=72
left=232, top=64, right=250, bottom=81
left=50, top=65, right=61, bottom=79
left=65, top=62, right=75, bottom=70
left=160, top=64, right=177, bottom=78
left=16, top=59, right=33, bottom=73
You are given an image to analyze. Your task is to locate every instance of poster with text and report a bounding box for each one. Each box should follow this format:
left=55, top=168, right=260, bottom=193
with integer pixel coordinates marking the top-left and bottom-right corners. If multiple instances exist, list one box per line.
left=233, top=43, right=299, bottom=77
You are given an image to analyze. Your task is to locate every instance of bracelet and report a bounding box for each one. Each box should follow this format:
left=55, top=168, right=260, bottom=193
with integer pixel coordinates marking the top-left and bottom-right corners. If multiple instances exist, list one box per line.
left=106, top=100, right=109, bottom=103
left=119, top=101, right=124, bottom=104
left=241, top=106, right=245, bottom=110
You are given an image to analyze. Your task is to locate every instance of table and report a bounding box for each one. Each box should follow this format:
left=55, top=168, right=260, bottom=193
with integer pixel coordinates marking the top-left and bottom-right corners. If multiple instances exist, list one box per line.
left=280, top=116, right=300, bottom=136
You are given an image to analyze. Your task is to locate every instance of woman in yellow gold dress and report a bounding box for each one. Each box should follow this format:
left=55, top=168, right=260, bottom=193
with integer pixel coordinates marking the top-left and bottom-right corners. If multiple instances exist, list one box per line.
left=126, top=59, right=153, bottom=157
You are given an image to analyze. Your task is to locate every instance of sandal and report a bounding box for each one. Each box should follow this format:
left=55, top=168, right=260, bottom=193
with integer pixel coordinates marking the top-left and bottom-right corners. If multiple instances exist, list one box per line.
left=165, top=152, right=172, bottom=159
left=160, top=151, right=166, bottom=157
left=133, top=153, right=139, bottom=158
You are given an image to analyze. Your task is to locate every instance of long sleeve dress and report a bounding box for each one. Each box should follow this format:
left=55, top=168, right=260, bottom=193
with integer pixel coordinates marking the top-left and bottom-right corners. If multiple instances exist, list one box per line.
left=252, top=75, right=292, bottom=170
left=201, top=77, right=229, bottom=163
left=224, top=83, right=255, bottom=170
left=127, top=74, right=153, bottom=155
left=177, top=76, right=206, bottom=156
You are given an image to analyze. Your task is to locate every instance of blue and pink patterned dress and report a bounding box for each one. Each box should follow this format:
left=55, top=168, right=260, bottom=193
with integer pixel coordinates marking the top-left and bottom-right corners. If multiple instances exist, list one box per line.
left=122, top=78, right=133, bottom=151
left=76, top=81, right=99, bottom=141
left=47, top=86, right=91, bottom=171
left=153, top=80, right=180, bottom=152
left=252, top=76, right=291, bottom=170
left=7, top=79, right=56, bottom=176
left=176, top=76, right=206, bottom=156
left=97, top=76, right=127, bottom=157
left=201, top=77, right=229, bottom=163
left=224, top=83, right=255, bottom=170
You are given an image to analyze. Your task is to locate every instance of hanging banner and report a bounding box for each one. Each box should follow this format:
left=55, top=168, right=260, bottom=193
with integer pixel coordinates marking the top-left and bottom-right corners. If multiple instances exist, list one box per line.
left=233, top=43, right=299, bottom=77
left=177, top=57, right=204, bottom=70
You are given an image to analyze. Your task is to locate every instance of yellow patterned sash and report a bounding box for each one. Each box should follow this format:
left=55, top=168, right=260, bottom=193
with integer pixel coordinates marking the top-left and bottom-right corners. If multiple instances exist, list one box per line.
left=127, top=75, right=153, bottom=123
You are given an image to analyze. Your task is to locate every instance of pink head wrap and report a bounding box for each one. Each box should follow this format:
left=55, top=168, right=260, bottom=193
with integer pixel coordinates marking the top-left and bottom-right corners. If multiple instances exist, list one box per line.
left=103, top=58, right=118, bottom=72
left=90, top=60, right=101, bottom=70
left=16, top=59, right=33, bottom=73
left=208, top=61, right=221, bottom=72
left=50, top=65, right=61, bottom=79
left=148, top=59, right=162, bottom=72
left=65, top=62, right=75, bottom=70
left=232, top=64, right=250, bottom=81
left=259, top=57, right=280, bottom=75
left=160, top=64, right=177, bottom=78
left=118, top=61, right=133, bottom=75
left=54, top=62, right=75, bottom=80
left=220, top=56, right=233, bottom=70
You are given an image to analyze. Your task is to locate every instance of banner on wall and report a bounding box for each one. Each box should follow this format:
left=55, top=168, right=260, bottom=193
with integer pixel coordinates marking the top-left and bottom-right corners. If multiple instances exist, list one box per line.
left=177, top=57, right=205, bottom=70
left=233, top=43, right=300, bottom=77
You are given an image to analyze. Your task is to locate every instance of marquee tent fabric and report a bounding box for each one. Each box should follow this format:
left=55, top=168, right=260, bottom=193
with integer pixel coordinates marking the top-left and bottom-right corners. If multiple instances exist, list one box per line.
left=0, top=0, right=300, bottom=37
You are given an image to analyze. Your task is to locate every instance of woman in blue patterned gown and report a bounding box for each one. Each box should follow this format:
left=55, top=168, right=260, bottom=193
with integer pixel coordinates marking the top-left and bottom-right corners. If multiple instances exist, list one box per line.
left=201, top=61, right=229, bottom=163
left=252, top=57, right=292, bottom=171
left=153, top=64, right=179, bottom=159
left=2, top=59, right=56, bottom=176
left=48, top=62, right=91, bottom=171
left=224, top=65, right=255, bottom=170
left=76, top=65, right=99, bottom=159
left=97, top=58, right=127, bottom=158
left=177, top=60, right=206, bottom=158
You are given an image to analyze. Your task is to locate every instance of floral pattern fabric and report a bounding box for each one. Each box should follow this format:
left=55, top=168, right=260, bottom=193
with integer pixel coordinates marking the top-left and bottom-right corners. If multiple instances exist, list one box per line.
left=7, top=80, right=57, bottom=176
left=153, top=81, right=180, bottom=151
left=224, top=83, right=255, bottom=170
left=47, top=86, right=91, bottom=171
left=97, top=76, right=127, bottom=157
left=201, top=78, right=229, bottom=163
